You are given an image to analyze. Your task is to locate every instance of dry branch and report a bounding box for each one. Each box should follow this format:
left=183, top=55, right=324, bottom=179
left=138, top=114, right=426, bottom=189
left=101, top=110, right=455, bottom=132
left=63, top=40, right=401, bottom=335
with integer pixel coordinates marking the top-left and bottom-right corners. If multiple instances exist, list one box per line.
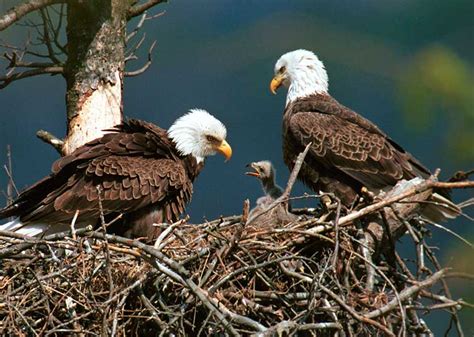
left=0, top=0, right=64, bottom=31
left=36, top=129, right=64, bottom=154
left=128, top=0, right=167, bottom=19
left=125, top=40, right=156, bottom=77
left=365, top=269, right=448, bottom=319
left=0, top=65, right=63, bottom=89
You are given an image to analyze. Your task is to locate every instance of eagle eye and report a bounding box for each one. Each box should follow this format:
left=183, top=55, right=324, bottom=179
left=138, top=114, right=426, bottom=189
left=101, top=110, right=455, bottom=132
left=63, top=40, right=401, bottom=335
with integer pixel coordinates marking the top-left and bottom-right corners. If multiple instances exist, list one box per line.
left=206, top=135, right=218, bottom=142
left=279, top=66, right=286, bottom=74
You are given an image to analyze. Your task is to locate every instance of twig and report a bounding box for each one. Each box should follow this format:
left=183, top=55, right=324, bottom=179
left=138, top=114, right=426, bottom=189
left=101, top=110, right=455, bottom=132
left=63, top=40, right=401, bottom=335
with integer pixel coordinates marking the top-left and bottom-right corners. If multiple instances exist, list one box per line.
left=0, top=0, right=64, bottom=31
left=110, top=293, right=128, bottom=337
left=38, top=8, right=59, bottom=64
left=0, top=65, right=63, bottom=89
left=126, top=12, right=147, bottom=42
left=261, top=320, right=342, bottom=335
left=5, top=145, right=17, bottom=203
left=355, top=220, right=375, bottom=291
left=208, top=256, right=294, bottom=294
left=423, top=242, right=465, bottom=337
left=137, top=286, right=167, bottom=331
left=3, top=145, right=19, bottom=202
left=423, top=218, right=473, bottom=248
left=36, top=130, right=64, bottom=154
left=124, top=40, right=156, bottom=77
left=102, top=273, right=148, bottom=306
left=331, top=200, right=341, bottom=272
left=153, top=217, right=187, bottom=250
left=365, top=269, right=448, bottom=319
left=219, top=199, right=249, bottom=261
left=96, top=186, right=114, bottom=334
left=282, top=143, right=312, bottom=199
left=279, top=263, right=395, bottom=337
left=69, top=210, right=79, bottom=241
left=127, top=0, right=167, bottom=18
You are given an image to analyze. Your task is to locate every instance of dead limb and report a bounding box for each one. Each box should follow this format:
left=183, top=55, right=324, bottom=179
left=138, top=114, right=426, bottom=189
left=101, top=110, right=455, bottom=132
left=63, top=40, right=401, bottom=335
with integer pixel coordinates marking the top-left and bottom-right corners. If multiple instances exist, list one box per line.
left=0, top=0, right=64, bottom=31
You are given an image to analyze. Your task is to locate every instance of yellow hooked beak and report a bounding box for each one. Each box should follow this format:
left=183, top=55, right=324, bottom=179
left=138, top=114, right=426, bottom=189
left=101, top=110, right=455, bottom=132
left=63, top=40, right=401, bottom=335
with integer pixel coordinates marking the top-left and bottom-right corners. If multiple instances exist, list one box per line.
left=270, top=74, right=284, bottom=94
left=216, top=140, right=232, bottom=161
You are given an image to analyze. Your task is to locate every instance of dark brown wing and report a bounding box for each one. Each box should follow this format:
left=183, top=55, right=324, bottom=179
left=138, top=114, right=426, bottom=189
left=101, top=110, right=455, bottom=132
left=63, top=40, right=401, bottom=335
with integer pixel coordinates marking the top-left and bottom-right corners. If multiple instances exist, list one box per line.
left=1, top=119, right=195, bottom=226
left=49, top=156, right=192, bottom=220
left=285, top=95, right=431, bottom=191
left=52, top=119, right=178, bottom=173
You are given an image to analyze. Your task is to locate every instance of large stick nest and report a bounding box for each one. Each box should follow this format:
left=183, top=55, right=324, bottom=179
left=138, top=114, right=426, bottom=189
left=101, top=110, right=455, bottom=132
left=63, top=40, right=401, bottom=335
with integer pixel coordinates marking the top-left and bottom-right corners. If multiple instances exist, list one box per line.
left=0, top=149, right=472, bottom=336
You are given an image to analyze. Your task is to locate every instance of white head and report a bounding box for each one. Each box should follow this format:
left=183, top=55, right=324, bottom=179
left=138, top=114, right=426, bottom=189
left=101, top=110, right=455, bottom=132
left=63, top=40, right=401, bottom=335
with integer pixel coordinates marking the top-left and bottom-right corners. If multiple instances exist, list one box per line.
left=168, top=109, right=232, bottom=163
left=270, top=49, right=329, bottom=105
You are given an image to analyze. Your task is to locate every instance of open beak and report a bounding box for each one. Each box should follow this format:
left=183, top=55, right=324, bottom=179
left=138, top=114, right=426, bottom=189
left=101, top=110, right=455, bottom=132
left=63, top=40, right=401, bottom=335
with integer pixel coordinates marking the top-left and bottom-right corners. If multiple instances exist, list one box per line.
left=216, top=140, right=232, bottom=162
left=270, top=74, right=284, bottom=94
left=245, top=163, right=260, bottom=177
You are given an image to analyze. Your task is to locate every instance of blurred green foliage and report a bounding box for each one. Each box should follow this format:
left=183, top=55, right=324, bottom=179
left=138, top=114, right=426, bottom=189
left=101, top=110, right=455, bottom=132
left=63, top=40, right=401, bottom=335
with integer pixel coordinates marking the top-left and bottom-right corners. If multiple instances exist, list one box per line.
left=398, top=46, right=474, bottom=164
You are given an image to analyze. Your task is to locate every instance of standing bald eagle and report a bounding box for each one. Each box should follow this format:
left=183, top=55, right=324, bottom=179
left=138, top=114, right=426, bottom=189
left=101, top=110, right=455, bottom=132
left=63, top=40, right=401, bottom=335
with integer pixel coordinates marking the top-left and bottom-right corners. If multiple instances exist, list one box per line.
left=0, top=109, right=232, bottom=239
left=270, top=49, right=458, bottom=220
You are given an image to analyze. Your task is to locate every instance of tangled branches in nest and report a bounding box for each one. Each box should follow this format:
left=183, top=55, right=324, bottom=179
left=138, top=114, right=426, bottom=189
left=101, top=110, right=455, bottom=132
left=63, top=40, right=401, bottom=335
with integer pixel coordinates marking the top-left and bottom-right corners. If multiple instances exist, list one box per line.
left=0, top=149, right=473, bottom=336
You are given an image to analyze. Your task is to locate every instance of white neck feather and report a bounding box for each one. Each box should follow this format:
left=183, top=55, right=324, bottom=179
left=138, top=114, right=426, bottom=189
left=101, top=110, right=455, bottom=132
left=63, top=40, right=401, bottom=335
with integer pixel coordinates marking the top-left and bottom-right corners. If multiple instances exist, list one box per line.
left=286, top=64, right=328, bottom=105
left=287, top=74, right=328, bottom=105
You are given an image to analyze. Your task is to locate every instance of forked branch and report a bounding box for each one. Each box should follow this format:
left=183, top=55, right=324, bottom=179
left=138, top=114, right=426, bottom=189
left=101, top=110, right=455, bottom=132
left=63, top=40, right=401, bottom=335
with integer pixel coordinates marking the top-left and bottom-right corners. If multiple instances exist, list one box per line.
left=0, top=0, right=64, bottom=31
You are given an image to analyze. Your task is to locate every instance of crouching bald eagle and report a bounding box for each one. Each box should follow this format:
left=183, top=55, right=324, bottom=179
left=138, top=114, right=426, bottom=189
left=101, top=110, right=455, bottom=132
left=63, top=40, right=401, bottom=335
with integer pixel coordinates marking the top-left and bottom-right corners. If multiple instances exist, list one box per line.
left=270, top=49, right=459, bottom=221
left=0, top=109, right=232, bottom=239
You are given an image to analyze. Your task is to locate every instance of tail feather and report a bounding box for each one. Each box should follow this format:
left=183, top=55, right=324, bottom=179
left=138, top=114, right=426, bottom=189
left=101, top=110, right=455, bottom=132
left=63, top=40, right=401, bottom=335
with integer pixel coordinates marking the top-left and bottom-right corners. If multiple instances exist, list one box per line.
left=0, top=202, right=21, bottom=220
left=421, top=193, right=461, bottom=223
left=0, top=217, right=24, bottom=231
left=0, top=217, right=47, bottom=237
left=384, top=178, right=461, bottom=223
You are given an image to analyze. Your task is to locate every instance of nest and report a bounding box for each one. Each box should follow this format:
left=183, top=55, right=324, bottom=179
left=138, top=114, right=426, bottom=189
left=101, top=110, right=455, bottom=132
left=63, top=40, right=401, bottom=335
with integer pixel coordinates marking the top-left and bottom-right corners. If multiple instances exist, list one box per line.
left=0, top=204, right=471, bottom=336
left=0, top=149, right=472, bottom=336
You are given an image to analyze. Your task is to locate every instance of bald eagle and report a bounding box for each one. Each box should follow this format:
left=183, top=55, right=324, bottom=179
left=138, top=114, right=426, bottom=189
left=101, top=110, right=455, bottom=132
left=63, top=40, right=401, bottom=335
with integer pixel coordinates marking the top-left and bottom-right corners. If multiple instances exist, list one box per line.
left=270, top=49, right=458, bottom=220
left=0, top=109, right=232, bottom=239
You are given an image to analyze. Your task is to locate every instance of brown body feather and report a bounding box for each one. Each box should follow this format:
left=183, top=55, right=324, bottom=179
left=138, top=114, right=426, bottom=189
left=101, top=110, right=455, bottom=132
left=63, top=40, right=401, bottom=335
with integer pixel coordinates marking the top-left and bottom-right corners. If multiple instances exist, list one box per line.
left=283, top=94, right=441, bottom=206
left=0, top=119, right=203, bottom=239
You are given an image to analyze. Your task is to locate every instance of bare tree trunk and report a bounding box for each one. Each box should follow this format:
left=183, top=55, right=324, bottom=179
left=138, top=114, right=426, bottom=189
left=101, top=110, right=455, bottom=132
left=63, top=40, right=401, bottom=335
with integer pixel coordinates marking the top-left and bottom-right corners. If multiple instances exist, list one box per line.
left=63, top=0, right=129, bottom=155
left=1, top=0, right=163, bottom=154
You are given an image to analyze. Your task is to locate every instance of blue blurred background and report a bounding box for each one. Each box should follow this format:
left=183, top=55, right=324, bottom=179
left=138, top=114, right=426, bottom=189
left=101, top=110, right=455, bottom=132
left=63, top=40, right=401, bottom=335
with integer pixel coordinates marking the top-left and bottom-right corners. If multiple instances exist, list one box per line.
left=1, top=0, right=473, bottom=334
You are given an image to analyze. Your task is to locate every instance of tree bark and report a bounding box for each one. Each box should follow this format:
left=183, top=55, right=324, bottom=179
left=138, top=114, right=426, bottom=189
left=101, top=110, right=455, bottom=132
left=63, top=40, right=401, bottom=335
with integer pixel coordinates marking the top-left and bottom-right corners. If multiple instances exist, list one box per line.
left=63, top=0, right=130, bottom=155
